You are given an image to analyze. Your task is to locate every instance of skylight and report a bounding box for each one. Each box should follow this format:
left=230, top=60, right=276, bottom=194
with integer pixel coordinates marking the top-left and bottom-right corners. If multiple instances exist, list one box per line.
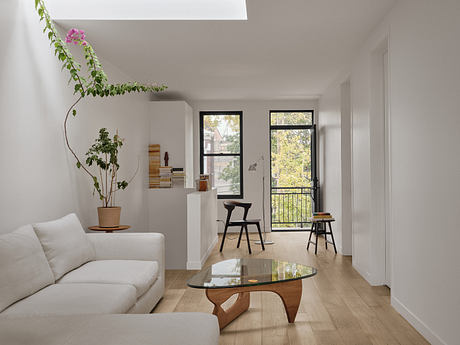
left=45, top=0, right=248, bottom=20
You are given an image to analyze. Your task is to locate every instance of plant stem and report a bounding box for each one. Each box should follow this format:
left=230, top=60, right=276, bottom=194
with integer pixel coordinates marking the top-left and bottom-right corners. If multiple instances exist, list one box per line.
left=99, top=167, right=104, bottom=207
left=105, top=154, right=108, bottom=207
left=64, top=97, right=94, bottom=179
left=112, top=157, right=140, bottom=193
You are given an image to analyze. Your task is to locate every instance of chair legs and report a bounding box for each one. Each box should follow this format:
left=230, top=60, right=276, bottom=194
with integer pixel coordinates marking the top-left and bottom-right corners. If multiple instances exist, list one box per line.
left=315, top=223, right=319, bottom=255
left=324, top=223, right=328, bottom=250
left=255, top=222, right=265, bottom=251
left=307, top=222, right=314, bottom=250
left=307, top=221, right=337, bottom=255
left=237, top=226, right=244, bottom=248
left=220, top=223, right=229, bottom=252
left=222, top=223, right=264, bottom=254
left=244, top=225, right=252, bottom=254
left=328, top=222, right=337, bottom=254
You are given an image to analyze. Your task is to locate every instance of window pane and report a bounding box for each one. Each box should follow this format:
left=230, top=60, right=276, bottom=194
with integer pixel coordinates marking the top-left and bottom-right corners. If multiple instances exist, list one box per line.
left=203, top=114, right=240, bottom=154
left=270, top=112, right=312, bottom=126
left=203, top=156, right=240, bottom=196
left=271, top=129, right=312, bottom=188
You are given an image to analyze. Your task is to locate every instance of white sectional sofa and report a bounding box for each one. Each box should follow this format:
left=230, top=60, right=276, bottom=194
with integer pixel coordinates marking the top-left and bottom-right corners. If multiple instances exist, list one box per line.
left=0, top=213, right=219, bottom=345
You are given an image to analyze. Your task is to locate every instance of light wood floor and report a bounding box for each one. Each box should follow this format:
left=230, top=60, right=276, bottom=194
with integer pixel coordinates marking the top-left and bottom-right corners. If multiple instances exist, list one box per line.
left=153, top=233, right=429, bottom=345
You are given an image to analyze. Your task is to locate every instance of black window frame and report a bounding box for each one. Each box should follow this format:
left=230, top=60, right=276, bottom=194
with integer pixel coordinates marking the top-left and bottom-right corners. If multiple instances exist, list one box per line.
left=200, top=111, right=243, bottom=199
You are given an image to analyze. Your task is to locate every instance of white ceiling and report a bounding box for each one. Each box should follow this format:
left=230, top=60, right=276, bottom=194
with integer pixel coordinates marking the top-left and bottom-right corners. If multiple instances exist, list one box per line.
left=55, top=0, right=396, bottom=101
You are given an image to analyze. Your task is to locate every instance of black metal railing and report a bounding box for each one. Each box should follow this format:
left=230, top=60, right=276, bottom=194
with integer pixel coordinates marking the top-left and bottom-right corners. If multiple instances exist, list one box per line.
left=271, top=187, right=315, bottom=231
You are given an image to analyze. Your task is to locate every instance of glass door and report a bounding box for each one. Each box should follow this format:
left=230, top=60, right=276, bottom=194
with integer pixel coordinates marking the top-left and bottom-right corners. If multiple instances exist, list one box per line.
left=270, top=111, right=317, bottom=231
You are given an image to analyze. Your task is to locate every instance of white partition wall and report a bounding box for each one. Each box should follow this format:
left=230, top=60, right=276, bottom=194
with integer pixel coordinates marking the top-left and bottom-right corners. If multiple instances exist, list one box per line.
left=150, top=100, right=194, bottom=188
left=148, top=100, right=218, bottom=269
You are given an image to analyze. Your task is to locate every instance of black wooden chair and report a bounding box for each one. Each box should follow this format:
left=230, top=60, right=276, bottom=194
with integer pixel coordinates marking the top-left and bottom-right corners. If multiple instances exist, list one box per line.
left=219, top=201, right=265, bottom=254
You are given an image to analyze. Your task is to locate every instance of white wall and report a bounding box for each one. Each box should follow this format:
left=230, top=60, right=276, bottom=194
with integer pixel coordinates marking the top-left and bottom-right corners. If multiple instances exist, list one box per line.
left=318, top=79, right=352, bottom=256
left=318, top=83, right=343, bottom=253
left=350, top=21, right=390, bottom=285
left=319, top=0, right=460, bottom=343
left=190, top=100, right=318, bottom=232
left=0, top=0, right=77, bottom=233
left=0, top=0, right=151, bottom=233
left=389, top=1, right=460, bottom=344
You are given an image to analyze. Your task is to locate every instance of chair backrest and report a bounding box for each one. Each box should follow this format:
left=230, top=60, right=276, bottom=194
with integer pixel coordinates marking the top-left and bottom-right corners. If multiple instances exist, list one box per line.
left=223, top=201, right=253, bottom=223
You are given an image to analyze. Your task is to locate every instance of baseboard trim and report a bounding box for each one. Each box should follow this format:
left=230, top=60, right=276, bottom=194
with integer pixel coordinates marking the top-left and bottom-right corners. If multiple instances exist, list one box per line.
left=187, top=235, right=218, bottom=270
left=201, top=235, right=218, bottom=266
left=186, top=261, right=201, bottom=270
left=391, top=296, right=447, bottom=345
left=352, top=262, right=372, bottom=284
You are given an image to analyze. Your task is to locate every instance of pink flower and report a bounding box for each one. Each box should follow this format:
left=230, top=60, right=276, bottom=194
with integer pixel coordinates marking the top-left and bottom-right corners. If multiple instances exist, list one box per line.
left=65, top=28, right=88, bottom=47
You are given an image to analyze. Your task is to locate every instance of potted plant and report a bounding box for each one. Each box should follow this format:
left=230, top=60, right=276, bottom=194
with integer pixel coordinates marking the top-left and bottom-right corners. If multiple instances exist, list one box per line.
left=35, top=1, right=166, bottom=226
left=85, top=128, right=131, bottom=227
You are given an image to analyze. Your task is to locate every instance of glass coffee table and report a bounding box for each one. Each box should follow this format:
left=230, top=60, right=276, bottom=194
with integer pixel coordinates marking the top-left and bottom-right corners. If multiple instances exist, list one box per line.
left=187, top=258, right=317, bottom=329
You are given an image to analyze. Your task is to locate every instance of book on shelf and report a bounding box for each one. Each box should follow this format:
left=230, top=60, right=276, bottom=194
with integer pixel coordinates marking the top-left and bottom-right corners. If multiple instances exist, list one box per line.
left=149, top=144, right=161, bottom=188
left=159, top=166, right=172, bottom=175
left=172, top=171, right=186, bottom=178
left=159, top=177, right=172, bottom=188
left=158, top=167, right=172, bottom=188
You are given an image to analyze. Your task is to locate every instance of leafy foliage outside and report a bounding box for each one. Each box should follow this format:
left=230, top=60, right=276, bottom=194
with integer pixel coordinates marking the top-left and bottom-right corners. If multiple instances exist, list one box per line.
left=202, top=115, right=241, bottom=195
left=35, top=0, right=166, bottom=206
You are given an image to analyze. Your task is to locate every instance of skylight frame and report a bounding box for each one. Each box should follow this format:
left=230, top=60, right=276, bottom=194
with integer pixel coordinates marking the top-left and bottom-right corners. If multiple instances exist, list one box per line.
left=45, top=0, right=248, bottom=21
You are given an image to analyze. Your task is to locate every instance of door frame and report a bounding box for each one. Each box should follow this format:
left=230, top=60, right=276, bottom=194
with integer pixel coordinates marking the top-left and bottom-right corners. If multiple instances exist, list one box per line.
left=383, top=49, right=391, bottom=287
left=368, top=36, right=392, bottom=286
left=268, top=110, right=317, bottom=232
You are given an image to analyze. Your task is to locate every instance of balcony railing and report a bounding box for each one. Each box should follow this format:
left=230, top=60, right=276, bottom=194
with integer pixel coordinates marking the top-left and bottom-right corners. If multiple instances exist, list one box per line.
left=271, top=187, right=315, bottom=231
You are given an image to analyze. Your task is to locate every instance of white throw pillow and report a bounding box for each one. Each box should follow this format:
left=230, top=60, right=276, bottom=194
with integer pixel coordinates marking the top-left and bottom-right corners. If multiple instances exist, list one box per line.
left=0, top=225, right=55, bottom=312
left=33, top=214, right=95, bottom=280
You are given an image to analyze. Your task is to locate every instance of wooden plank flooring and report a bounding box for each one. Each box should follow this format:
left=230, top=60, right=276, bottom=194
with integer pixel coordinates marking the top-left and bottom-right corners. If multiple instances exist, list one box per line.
left=153, top=233, right=429, bottom=345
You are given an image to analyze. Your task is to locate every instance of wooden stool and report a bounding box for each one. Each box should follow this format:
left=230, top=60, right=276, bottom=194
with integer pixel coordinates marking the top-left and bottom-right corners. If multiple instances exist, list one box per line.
left=307, top=219, right=337, bottom=255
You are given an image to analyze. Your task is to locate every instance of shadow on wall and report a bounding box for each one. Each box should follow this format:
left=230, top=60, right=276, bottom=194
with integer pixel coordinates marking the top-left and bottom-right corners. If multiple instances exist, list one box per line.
left=0, top=0, right=78, bottom=232
left=0, top=0, right=19, bottom=74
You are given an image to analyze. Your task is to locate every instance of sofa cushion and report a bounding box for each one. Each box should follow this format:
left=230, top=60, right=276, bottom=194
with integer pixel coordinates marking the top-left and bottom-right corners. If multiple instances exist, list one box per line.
left=0, top=313, right=220, bottom=345
left=58, top=260, right=159, bottom=298
left=0, top=225, right=54, bottom=313
left=2, top=283, right=136, bottom=316
left=33, top=213, right=95, bottom=280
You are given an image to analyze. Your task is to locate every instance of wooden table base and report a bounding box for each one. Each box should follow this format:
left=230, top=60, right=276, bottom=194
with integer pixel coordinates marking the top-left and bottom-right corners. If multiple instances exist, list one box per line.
left=205, top=279, right=302, bottom=330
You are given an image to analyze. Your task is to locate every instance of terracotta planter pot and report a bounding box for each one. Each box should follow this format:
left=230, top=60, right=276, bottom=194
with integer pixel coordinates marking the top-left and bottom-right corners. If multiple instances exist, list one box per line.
left=97, top=207, right=121, bottom=228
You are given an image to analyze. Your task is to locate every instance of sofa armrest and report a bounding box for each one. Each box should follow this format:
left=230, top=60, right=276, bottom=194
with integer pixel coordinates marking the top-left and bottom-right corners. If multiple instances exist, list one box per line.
left=86, top=233, right=165, bottom=279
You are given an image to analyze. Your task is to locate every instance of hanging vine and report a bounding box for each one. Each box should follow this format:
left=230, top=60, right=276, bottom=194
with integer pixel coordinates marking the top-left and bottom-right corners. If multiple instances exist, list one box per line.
left=35, top=0, right=167, bottom=204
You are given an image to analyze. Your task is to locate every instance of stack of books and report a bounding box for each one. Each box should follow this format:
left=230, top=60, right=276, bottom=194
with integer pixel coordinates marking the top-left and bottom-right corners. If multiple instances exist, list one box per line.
left=149, top=145, right=160, bottom=188
left=172, top=168, right=186, bottom=179
left=312, top=212, right=333, bottom=221
left=172, top=168, right=186, bottom=187
left=159, top=166, right=172, bottom=188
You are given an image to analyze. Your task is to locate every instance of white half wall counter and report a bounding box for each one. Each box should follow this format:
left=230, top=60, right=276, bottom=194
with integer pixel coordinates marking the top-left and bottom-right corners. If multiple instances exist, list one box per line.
left=148, top=188, right=217, bottom=269
left=187, top=189, right=218, bottom=270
